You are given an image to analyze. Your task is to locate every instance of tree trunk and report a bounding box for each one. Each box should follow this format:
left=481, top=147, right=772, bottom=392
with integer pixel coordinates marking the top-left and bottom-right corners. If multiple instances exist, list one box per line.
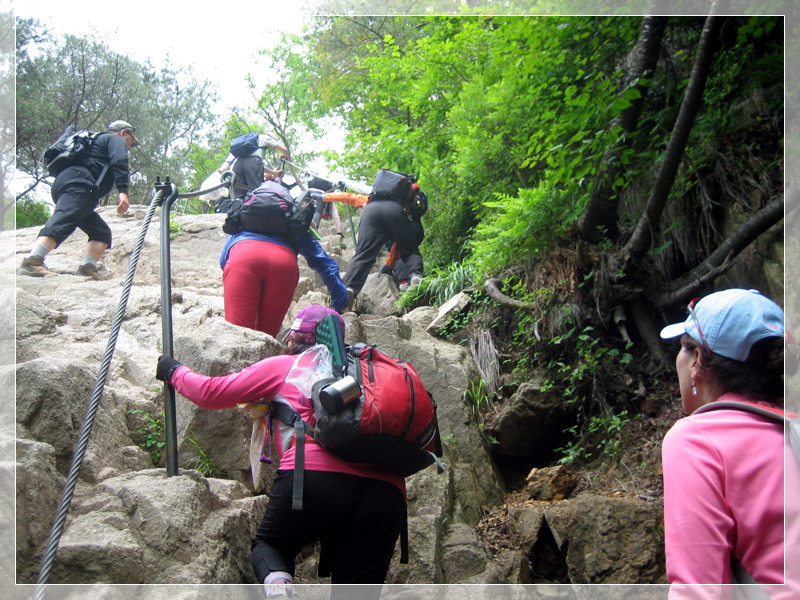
left=579, top=15, right=668, bottom=243
left=622, top=1, right=729, bottom=264
left=650, top=192, right=786, bottom=308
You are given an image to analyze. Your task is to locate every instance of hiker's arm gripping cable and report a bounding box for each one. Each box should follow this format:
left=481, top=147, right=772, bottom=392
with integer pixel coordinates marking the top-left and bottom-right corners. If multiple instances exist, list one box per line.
left=296, top=234, right=349, bottom=312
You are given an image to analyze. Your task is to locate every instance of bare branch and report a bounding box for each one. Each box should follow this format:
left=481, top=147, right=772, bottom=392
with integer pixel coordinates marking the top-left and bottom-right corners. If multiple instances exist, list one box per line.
left=623, top=4, right=729, bottom=263
left=651, top=192, right=785, bottom=308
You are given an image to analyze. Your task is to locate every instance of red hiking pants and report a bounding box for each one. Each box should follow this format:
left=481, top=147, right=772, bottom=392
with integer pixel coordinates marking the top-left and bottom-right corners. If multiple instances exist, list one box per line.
left=222, top=239, right=299, bottom=337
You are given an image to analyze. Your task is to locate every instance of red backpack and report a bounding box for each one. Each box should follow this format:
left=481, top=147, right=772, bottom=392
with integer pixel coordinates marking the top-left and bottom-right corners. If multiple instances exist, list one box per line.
left=269, top=343, right=444, bottom=565
left=271, top=343, right=444, bottom=493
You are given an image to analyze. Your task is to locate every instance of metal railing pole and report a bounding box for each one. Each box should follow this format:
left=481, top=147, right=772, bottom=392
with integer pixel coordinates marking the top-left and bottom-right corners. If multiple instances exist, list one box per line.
left=158, top=178, right=180, bottom=477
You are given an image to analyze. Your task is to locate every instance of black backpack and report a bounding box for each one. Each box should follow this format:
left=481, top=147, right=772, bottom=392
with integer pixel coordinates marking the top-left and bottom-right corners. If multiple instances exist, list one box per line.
left=43, top=126, right=102, bottom=177
left=369, top=168, right=416, bottom=203
left=223, top=181, right=316, bottom=241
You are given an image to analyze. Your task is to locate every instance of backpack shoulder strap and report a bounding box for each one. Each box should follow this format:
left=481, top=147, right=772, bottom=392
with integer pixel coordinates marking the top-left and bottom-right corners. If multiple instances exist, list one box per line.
left=694, top=400, right=800, bottom=470
left=696, top=400, right=799, bottom=594
left=270, top=394, right=313, bottom=510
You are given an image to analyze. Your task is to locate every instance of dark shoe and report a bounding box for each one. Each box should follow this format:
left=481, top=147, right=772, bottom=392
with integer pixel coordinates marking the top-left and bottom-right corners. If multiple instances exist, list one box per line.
left=19, top=256, right=53, bottom=277
left=77, top=263, right=111, bottom=280
left=346, top=287, right=356, bottom=312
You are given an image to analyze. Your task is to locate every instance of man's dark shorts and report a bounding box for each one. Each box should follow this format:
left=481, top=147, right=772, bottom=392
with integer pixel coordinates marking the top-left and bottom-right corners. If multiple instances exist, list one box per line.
left=38, top=166, right=113, bottom=248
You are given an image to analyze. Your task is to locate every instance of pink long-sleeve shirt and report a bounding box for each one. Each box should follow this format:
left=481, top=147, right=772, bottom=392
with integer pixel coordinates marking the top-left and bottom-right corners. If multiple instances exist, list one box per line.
left=662, top=393, right=800, bottom=599
left=170, top=354, right=406, bottom=496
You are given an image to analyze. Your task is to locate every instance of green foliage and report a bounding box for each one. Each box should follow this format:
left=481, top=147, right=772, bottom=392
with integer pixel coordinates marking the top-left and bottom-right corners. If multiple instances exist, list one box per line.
left=397, top=261, right=476, bottom=310
left=465, top=378, right=492, bottom=413
left=186, top=435, right=227, bottom=479
left=130, top=407, right=166, bottom=466
left=305, top=16, right=643, bottom=268
left=556, top=409, right=633, bottom=465
left=540, top=323, right=633, bottom=406
left=14, top=197, right=51, bottom=229
left=527, top=320, right=636, bottom=465
left=467, top=180, right=582, bottom=277
left=168, top=217, right=182, bottom=239
left=464, top=378, right=498, bottom=446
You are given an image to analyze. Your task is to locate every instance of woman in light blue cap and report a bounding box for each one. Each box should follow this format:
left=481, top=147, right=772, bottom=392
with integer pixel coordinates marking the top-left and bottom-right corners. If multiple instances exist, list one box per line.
left=658, top=289, right=798, bottom=598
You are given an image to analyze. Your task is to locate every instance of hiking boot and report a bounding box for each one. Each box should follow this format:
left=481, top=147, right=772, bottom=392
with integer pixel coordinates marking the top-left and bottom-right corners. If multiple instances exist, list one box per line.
left=77, top=263, right=112, bottom=281
left=346, top=287, right=356, bottom=312
left=398, top=279, right=410, bottom=292
left=19, top=256, right=53, bottom=277
left=409, top=272, right=424, bottom=288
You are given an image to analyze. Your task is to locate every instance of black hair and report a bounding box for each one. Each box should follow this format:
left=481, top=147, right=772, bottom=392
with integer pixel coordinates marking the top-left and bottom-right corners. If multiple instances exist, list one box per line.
left=283, top=337, right=314, bottom=356
left=691, top=336, right=785, bottom=404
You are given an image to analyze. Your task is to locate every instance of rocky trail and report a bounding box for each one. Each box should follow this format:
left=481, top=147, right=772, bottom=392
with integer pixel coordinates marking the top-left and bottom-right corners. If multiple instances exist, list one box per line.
left=6, top=201, right=669, bottom=597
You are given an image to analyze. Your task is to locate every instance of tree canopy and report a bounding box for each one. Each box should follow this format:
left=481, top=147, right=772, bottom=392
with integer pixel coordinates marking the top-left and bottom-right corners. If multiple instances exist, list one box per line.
left=14, top=17, right=219, bottom=216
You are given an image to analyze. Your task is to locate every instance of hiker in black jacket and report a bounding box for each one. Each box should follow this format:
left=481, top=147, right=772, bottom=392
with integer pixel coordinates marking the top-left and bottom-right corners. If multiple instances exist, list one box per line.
left=343, top=195, right=424, bottom=306
left=19, top=120, right=140, bottom=280
left=217, top=133, right=289, bottom=199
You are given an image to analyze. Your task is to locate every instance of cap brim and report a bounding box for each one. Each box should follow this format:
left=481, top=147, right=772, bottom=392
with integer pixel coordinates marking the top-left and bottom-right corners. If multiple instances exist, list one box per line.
left=660, top=322, right=686, bottom=339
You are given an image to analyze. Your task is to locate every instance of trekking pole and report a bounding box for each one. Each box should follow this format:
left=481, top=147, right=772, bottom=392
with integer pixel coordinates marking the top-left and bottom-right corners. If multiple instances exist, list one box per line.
left=345, top=204, right=358, bottom=247
left=158, top=178, right=181, bottom=477
left=32, top=182, right=171, bottom=599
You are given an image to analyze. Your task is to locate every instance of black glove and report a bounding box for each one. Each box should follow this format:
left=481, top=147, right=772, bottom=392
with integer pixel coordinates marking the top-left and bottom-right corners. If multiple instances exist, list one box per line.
left=156, top=354, right=183, bottom=383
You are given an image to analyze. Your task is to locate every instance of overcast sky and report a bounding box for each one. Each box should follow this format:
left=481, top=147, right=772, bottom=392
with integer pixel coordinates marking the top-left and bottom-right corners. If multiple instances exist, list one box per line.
left=14, top=0, right=310, bottom=113
left=12, top=0, right=354, bottom=183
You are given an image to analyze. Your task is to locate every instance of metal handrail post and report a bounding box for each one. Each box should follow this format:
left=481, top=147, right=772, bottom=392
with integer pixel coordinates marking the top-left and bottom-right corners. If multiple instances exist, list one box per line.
left=158, top=178, right=180, bottom=477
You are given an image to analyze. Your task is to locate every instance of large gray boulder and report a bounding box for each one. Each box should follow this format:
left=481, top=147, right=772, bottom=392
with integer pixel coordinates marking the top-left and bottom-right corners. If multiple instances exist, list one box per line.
left=51, top=469, right=266, bottom=584
left=542, top=494, right=665, bottom=584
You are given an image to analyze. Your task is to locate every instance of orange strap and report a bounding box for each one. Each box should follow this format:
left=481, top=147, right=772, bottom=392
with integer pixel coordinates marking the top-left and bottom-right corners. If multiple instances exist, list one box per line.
left=323, top=192, right=368, bottom=209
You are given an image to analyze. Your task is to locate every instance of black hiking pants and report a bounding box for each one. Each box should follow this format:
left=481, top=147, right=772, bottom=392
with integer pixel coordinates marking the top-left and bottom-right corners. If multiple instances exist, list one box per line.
left=251, top=469, right=405, bottom=586
left=343, top=199, right=423, bottom=295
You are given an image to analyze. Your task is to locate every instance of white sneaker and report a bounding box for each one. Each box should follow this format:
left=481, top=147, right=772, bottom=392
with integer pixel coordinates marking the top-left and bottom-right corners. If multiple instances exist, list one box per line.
left=264, top=580, right=294, bottom=598
left=409, top=273, right=423, bottom=287
left=264, top=577, right=294, bottom=600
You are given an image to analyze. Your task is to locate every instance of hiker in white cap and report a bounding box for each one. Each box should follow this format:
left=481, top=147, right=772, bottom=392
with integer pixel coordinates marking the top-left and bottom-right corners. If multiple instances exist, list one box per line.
left=659, top=288, right=799, bottom=598
left=19, top=120, right=140, bottom=280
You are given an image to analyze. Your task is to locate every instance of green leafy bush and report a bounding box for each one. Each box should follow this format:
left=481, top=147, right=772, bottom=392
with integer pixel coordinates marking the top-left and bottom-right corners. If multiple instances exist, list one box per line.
left=14, top=198, right=52, bottom=229
left=130, top=407, right=166, bottom=466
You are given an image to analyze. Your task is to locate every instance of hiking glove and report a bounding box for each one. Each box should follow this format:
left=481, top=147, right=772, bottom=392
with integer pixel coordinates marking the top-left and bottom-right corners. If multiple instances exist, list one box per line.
left=156, top=355, right=182, bottom=383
